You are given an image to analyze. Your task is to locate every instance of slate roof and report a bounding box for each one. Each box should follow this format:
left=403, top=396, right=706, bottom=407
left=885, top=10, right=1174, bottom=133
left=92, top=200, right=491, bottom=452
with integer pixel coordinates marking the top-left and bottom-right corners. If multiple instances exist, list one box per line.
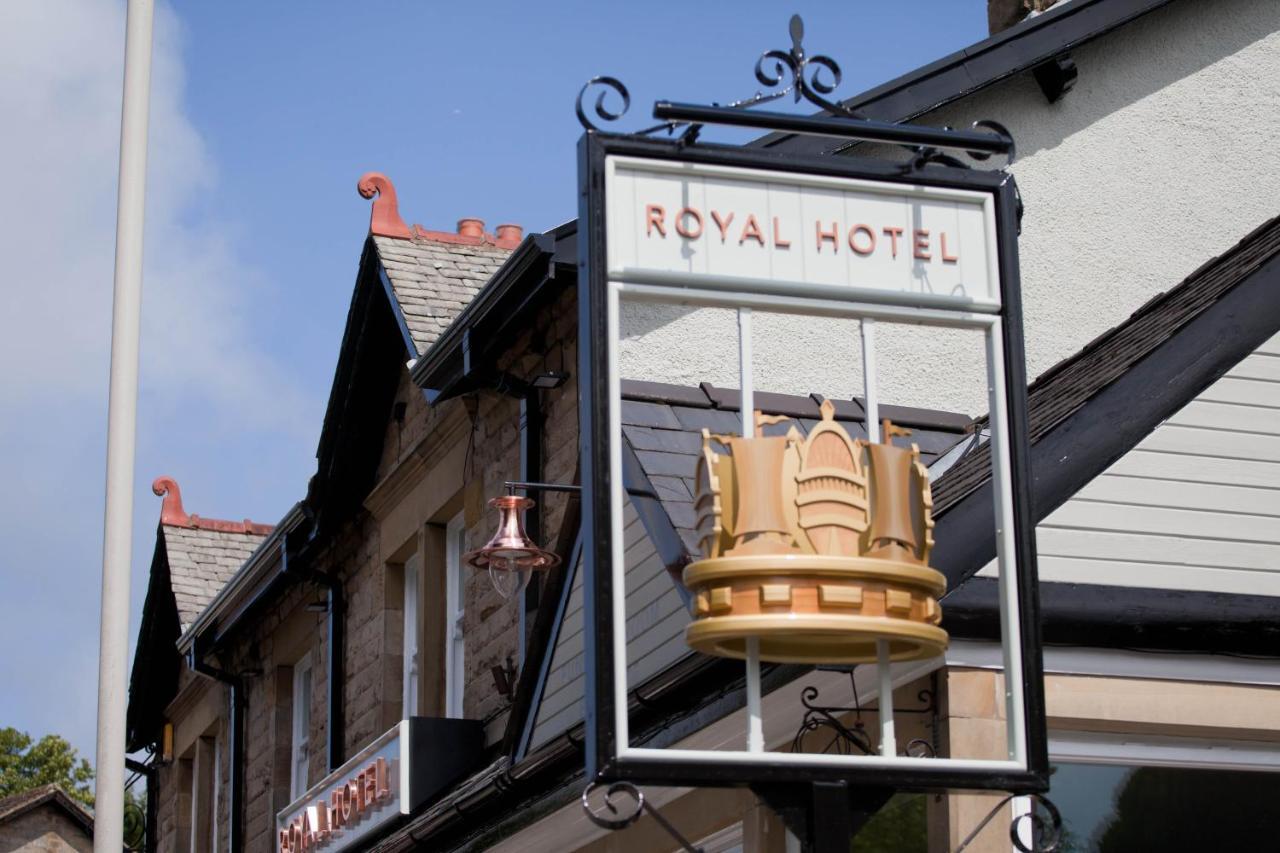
left=932, top=213, right=1280, bottom=518
left=162, top=522, right=270, bottom=632
left=371, top=234, right=511, bottom=357
left=0, top=784, right=93, bottom=836
left=620, top=380, right=974, bottom=558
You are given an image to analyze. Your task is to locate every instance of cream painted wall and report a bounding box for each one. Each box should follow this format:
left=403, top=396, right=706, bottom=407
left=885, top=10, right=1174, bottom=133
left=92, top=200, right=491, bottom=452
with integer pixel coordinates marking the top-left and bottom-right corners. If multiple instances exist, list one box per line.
left=619, top=0, right=1280, bottom=418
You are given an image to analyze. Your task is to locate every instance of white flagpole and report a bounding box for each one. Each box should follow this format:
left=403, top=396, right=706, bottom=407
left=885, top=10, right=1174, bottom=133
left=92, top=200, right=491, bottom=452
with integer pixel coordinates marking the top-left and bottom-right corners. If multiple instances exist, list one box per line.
left=96, top=2, right=154, bottom=851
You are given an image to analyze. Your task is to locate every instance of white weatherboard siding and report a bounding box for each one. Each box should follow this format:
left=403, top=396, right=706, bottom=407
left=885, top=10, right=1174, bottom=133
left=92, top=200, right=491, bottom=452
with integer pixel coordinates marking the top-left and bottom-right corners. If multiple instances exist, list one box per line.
left=621, top=0, right=1280, bottom=418
left=978, top=335, right=1280, bottom=595
left=529, top=500, right=691, bottom=748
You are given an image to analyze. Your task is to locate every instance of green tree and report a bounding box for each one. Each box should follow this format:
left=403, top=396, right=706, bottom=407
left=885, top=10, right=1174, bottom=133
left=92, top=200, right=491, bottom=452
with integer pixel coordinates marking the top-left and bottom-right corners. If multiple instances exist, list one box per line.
left=0, top=727, right=95, bottom=808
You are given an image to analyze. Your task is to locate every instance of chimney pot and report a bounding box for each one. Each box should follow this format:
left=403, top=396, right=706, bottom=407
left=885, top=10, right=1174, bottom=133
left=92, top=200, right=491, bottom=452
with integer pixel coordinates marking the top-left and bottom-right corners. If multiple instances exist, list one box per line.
left=457, top=218, right=485, bottom=238
left=495, top=224, right=523, bottom=245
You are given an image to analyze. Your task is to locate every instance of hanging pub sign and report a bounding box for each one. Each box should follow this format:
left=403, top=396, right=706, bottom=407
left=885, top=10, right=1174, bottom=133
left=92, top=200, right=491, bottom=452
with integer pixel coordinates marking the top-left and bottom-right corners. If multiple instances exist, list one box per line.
left=575, top=17, right=1047, bottom=798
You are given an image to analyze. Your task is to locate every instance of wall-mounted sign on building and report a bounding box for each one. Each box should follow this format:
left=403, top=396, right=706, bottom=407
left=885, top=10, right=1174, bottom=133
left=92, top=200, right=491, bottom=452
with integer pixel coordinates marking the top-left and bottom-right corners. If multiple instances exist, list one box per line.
left=276, top=718, right=481, bottom=853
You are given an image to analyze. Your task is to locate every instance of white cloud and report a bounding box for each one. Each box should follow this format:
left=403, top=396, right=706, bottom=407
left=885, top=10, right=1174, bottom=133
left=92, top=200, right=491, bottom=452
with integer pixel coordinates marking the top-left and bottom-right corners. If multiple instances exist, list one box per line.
left=0, top=0, right=321, bottom=763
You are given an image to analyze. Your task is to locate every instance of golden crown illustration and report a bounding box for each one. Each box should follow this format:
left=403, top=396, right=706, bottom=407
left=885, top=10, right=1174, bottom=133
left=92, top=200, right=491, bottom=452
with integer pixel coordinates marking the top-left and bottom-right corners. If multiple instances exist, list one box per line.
left=683, top=400, right=948, bottom=664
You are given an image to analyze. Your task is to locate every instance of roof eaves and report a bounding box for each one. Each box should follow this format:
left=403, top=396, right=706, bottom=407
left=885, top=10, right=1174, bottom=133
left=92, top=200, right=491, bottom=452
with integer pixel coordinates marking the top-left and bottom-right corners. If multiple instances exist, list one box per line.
left=176, top=502, right=307, bottom=654
left=409, top=231, right=558, bottom=395
left=0, top=785, right=94, bottom=836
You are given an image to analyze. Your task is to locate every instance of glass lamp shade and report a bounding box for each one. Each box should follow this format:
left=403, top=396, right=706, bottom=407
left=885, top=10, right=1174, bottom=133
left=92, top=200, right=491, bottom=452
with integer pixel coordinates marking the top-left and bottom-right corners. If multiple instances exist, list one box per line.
left=463, top=495, right=562, bottom=572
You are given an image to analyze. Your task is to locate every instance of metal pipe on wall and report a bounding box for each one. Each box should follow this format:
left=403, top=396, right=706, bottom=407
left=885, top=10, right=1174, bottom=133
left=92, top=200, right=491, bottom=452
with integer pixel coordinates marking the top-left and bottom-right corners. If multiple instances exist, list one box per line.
left=519, top=389, right=544, bottom=664
left=316, top=571, right=346, bottom=770
left=188, top=647, right=244, bottom=853
left=95, top=3, right=154, bottom=852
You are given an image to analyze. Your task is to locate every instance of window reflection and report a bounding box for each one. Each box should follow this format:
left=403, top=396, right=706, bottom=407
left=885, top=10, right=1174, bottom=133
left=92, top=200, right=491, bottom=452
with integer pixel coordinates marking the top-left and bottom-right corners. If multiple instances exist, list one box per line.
left=1048, top=763, right=1280, bottom=852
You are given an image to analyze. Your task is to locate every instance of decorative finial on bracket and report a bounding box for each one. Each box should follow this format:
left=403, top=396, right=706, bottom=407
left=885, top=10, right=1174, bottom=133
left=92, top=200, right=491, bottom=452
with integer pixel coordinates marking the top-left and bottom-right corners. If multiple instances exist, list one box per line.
left=152, top=476, right=190, bottom=527
left=357, top=172, right=412, bottom=239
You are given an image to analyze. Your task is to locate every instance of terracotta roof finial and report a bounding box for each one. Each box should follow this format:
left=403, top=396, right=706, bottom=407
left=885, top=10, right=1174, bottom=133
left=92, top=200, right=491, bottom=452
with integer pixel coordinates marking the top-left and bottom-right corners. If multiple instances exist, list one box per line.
left=357, top=172, right=412, bottom=239
left=152, top=476, right=191, bottom=527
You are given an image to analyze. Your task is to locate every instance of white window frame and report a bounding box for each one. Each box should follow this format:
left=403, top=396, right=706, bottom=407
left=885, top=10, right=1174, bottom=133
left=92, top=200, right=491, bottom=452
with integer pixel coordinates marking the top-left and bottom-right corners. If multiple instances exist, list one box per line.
left=444, top=514, right=466, bottom=719
left=290, top=651, right=313, bottom=801
left=403, top=552, right=422, bottom=716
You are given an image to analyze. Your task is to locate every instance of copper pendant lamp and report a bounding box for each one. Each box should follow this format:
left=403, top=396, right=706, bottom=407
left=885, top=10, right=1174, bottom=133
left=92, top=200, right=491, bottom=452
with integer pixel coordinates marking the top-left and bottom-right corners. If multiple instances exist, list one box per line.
left=464, top=495, right=561, bottom=598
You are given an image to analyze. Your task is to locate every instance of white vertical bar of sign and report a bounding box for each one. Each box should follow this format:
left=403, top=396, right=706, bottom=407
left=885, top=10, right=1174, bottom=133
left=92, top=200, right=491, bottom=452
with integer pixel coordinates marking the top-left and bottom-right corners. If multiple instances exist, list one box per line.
left=862, top=318, right=895, bottom=755
left=986, top=318, right=1027, bottom=764
left=1011, top=796, right=1033, bottom=849
left=862, top=318, right=879, bottom=442
left=738, top=308, right=755, bottom=436
left=608, top=283, right=630, bottom=749
left=876, top=640, right=896, bottom=757
left=738, top=307, right=764, bottom=752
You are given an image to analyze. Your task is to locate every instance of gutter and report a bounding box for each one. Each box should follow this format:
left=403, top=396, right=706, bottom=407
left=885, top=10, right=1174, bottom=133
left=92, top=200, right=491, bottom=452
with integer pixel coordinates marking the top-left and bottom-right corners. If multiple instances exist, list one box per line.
left=311, top=568, right=346, bottom=770
left=410, top=233, right=555, bottom=395
left=411, top=221, right=578, bottom=400
left=187, top=637, right=246, bottom=853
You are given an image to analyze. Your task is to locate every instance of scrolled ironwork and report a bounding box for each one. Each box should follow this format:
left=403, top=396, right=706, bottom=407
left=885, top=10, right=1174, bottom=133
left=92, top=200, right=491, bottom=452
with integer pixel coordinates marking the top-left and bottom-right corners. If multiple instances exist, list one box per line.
left=582, top=780, right=644, bottom=830
left=576, top=76, right=633, bottom=133
left=792, top=684, right=876, bottom=756
left=792, top=676, right=940, bottom=758
left=905, top=737, right=936, bottom=759
left=581, top=781, right=704, bottom=852
left=123, top=801, right=146, bottom=851
left=576, top=14, right=1014, bottom=170
left=955, top=793, right=1063, bottom=853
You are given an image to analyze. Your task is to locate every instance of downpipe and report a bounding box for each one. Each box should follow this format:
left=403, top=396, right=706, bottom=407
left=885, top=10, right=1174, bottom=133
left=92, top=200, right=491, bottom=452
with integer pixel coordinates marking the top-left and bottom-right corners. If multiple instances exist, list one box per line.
left=187, top=639, right=244, bottom=853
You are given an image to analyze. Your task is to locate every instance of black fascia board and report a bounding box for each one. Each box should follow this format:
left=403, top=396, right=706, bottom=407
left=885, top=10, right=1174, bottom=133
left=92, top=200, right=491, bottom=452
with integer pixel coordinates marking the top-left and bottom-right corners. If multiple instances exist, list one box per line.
left=945, top=578, right=1280, bottom=656
left=126, top=527, right=180, bottom=752
left=311, top=238, right=383, bottom=495
left=308, top=239, right=408, bottom=533
left=932, top=246, right=1280, bottom=596
left=409, top=231, right=558, bottom=399
left=752, top=0, right=1178, bottom=157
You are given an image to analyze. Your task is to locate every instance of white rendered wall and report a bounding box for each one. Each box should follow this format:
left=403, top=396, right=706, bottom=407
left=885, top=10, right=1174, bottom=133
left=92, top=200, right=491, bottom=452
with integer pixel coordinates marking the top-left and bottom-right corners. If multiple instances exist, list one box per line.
left=618, top=0, right=1280, bottom=417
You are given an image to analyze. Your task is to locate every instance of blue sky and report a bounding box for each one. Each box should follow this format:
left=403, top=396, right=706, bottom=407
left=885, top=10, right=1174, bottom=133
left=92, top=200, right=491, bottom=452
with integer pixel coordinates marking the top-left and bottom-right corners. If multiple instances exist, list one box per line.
left=0, top=0, right=987, bottom=771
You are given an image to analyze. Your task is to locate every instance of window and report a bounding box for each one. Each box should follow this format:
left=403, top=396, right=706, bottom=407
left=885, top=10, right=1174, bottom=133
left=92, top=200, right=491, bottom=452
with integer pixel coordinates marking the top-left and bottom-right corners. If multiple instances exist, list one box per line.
left=403, top=552, right=421, bottom=716
left=190, top=734, right=219, bottom=853
left=1039, top=761, right=1280, bottom=850
left=444, top=514, right=466, bottom=719
left=290, top=651, right=313, bottom=801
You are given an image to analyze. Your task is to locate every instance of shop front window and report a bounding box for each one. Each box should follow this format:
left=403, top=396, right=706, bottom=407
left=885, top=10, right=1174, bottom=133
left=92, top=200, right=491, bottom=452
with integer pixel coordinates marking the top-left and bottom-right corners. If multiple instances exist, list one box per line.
left=1043, top=762, right=1280, bottom=852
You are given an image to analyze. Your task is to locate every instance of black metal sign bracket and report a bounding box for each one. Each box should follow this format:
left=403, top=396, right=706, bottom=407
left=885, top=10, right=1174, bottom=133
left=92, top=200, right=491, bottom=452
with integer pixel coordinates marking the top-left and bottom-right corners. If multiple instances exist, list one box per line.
left=576, top=14, right=1015, bottom=169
